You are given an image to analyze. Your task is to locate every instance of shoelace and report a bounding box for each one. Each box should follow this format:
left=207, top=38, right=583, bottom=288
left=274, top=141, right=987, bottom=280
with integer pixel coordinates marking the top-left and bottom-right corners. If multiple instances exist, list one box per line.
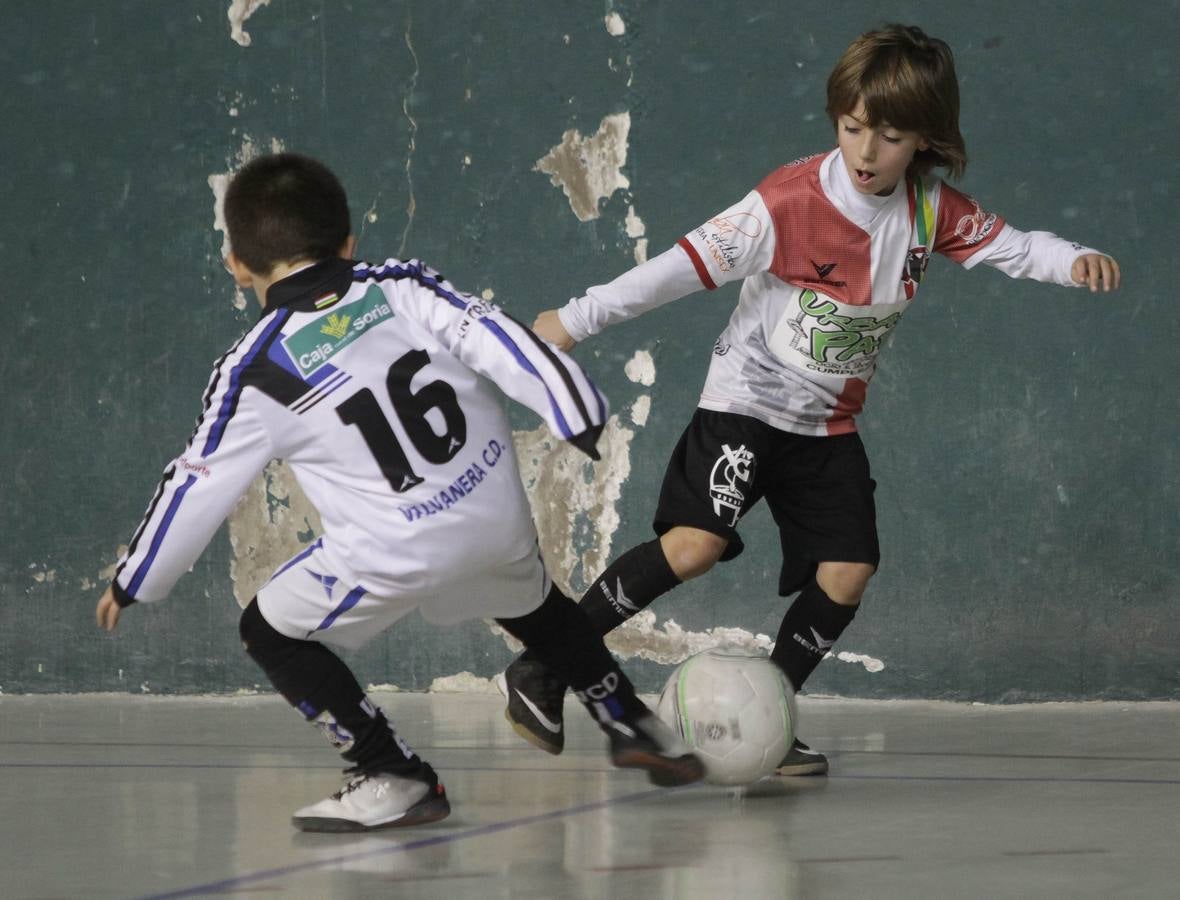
left=331, top=775, right=370, bottom=800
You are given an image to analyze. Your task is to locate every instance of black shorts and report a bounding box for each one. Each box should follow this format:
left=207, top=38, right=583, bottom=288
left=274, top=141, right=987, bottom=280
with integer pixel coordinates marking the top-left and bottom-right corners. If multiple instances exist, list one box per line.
left=653, top=408, right=880, bottom=595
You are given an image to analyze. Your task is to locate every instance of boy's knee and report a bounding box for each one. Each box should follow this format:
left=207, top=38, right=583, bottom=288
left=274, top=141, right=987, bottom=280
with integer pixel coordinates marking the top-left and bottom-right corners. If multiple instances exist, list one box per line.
left=659, top=527, right=728, bottom=580
left=240, top=597, right=296, bottom=664
left=816, top=561, right=875, bottom=605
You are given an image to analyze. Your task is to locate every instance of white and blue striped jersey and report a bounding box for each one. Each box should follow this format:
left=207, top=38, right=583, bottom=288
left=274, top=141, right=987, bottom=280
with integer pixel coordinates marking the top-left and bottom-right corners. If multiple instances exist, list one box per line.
left=112, top=257, right=607, bottom=606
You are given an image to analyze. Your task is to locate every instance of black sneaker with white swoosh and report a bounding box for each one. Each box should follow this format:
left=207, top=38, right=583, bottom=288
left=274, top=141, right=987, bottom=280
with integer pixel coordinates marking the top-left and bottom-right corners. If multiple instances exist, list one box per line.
left=497, top=652, right=569, bottom=755
left=774, top=739, right=829, bottom=776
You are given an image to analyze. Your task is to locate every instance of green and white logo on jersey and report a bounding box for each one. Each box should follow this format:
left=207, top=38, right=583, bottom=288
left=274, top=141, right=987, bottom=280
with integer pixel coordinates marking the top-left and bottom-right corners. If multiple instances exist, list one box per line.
left=769, top=287, right=906, bottom=379
left=282, top=284, right=395, bottom=378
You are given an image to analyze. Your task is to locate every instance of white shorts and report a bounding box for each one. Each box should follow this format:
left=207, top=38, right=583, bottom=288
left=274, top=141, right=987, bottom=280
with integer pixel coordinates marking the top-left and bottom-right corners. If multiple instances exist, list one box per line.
left=256, top=539, right=550, bottom=650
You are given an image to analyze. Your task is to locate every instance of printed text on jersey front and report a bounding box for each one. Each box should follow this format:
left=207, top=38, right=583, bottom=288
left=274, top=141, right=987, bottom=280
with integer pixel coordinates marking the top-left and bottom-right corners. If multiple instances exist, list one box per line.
left=767, top=286, right=908, bottom=380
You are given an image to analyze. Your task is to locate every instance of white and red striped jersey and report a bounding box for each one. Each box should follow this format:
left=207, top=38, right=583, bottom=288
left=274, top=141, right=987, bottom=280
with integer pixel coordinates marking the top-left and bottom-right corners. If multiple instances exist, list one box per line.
left=559, top=148, right=1099, bottom=435
left=113, top=257, right=607, bottom=605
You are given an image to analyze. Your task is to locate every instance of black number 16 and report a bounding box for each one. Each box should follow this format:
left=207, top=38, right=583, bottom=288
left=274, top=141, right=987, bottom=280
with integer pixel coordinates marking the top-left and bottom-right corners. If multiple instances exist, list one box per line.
left=336, top=349, right=467, bottom=492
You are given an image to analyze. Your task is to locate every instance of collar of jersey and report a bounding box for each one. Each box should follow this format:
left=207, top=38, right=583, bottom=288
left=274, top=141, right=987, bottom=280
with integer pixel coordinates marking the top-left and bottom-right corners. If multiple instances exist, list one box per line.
left=262, top=257, right=358, bottom=315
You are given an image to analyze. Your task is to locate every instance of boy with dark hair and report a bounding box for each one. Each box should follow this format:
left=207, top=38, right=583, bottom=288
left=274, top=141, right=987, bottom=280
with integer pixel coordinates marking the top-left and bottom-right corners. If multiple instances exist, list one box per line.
left=95, top=152, right=703, bottom=833
left=504, top=23, right=1121, bottom=774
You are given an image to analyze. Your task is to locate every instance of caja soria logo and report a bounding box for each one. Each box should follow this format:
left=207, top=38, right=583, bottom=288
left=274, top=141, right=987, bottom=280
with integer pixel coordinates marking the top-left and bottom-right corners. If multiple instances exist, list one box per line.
left=320, top=313, right=351, bottom=339
left=282, top=284, right=395, bottom=378
left=709, top=443, right=755, bottom=526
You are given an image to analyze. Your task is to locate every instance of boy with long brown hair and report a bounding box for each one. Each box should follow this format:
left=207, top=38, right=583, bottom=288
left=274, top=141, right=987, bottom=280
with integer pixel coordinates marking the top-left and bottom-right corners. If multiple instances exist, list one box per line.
left=502, top=23, right=1120, bottom=774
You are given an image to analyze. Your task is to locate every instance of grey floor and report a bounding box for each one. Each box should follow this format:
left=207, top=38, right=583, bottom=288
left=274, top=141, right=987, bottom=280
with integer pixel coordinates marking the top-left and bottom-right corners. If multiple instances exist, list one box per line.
left=1, top=692, right=1177, bottom=899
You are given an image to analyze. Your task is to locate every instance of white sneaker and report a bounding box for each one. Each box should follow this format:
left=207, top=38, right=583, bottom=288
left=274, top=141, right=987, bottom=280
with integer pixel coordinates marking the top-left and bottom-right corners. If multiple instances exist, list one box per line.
left=292, top=770, right=451, bottom=833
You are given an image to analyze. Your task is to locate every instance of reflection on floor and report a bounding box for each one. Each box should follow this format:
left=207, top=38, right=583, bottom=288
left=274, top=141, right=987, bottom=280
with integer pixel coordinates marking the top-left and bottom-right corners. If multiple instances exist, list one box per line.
left=1, top=692, right=1176, bottom=899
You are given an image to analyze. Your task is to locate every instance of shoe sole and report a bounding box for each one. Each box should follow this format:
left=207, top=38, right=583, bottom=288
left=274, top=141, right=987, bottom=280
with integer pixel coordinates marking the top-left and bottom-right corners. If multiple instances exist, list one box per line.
left=292, top=793, right=452, bottom=833
left=503, top=708, right=563, bottom=755
left=612, top=750, right=706, bottom=787
left=774, top=759, right=829, bottom=776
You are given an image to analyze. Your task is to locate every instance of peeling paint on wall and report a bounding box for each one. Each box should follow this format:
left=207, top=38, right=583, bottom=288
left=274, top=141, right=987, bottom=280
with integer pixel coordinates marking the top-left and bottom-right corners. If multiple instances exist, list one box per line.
left=429, top=672, right=500, bottom=693
left=625, top=205, right=648, bottom=264
left=606, top=610, right=774, bottom=664
left=227, top=461, right=323, bottom=608
left=97, top=548, right=126, bottom=584
left=495, top=607, right=884, bottom=674
left=835, top=651, right=885, bottom=673
left=228, top=0, right=272, bottom=47
left=623, top=349, right=656, bottom=386
left=513, top=415, right=634, bottom=597
left=208, top=136, right=285, bottom=310
left=535, top=112, right=631, bottom=222
left=630, top=394, right=651, bottom=427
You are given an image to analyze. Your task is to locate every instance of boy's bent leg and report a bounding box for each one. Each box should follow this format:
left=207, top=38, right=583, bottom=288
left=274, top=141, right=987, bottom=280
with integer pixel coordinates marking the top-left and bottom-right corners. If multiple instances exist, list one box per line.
left=239, top=599, right=449, bottom=830
left=498, top=535, right=692, bottom=754
left=579, top=528, right=729, bottom=633
left=769, top=563, right=872, bottom=776
left=770, top=563, right=871, bottom=690
left=497, top=585, right=704, bottom=787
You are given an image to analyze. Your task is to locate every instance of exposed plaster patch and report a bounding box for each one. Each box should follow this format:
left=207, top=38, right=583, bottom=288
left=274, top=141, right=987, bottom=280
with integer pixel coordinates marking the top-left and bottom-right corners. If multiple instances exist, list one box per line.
left=604, top=12, right=626, bottom=36
left=604, top=610, right=774, bottom=663
left=834, top=651, right=886, bottom=673
left=625, top=204, right=649, bottom=264
left=429, top=672, right=500, bottom=693
left=513, top=415, right=634, bottom=597
left=98, top=548, right=126, bottom=583
left=535, top=113, right=631, bottom=222
left=227, top=0, right=271, bottom=47
left=624, top=349, right=656, bottom=386
left=507, top=608, right=885, bottom=674
left=227, top=461, right=323, bottom=608
left=630, top=394, right=651, bottom=427
left=208, top=136, right=285, bottom=310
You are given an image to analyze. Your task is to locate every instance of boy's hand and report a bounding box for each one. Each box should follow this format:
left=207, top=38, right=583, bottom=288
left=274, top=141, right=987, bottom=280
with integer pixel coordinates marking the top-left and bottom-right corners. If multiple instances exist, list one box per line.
left=1071, top=254, right=1121, bottom=293
left=532, top=309, right=576, bottom=351
left=96, top=586, right=123, bottom=632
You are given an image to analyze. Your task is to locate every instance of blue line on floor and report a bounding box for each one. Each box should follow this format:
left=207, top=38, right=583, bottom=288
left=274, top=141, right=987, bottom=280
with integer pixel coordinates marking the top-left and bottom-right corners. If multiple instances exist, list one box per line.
left=133, top=785, right=676, bottom=900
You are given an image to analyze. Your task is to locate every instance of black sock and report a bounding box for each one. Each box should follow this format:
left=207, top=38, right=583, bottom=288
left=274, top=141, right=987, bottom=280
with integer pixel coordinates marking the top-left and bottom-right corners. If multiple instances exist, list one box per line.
left=770, top=580, right=858, bottom=692
left=240, top=599, right=426, bottom=777
left=497, top=584, right=647, bottom=723
left=579, top=539, right=682, bottom=634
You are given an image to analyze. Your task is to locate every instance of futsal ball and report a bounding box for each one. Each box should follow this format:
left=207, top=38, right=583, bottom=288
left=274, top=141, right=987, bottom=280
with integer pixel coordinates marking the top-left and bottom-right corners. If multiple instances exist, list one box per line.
left=656, top=649, right=795, bottom=786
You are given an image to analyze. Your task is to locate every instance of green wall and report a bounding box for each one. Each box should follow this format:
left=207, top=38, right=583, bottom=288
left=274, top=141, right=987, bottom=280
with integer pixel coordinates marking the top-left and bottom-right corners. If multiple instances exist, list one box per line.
left=2, top=1, right=1176, bottom=699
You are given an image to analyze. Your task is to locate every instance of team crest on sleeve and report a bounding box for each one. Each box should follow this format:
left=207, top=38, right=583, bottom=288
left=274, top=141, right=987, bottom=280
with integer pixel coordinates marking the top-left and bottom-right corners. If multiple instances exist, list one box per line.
left=955, top=196, right=999, bottom=246
left=709, top=443, right=755, bottom=526
left=695, top=211, right=763, bottom=275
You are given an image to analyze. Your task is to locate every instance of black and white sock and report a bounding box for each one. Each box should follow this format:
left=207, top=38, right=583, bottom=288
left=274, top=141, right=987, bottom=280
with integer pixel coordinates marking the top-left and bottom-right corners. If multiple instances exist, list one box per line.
left=497, top=584, right=647, bottom=723
left=239, top=599, right=424, bottom=776
left=770, top=579, right=858, bottom=692
left=579, top=539, right=682, bottom=635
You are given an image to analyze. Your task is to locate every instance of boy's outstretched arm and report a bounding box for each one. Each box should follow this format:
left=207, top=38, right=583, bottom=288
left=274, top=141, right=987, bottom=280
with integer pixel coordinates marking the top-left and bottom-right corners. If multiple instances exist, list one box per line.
left=1071, top=253, right=1121, bottom=293
left=534, top=243, right=710, bottom=349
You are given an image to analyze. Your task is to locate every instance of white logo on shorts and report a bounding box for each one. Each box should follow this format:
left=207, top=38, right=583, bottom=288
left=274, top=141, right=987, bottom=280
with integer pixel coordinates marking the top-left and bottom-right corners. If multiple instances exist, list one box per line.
left=708, top=443, right=755, bottom=527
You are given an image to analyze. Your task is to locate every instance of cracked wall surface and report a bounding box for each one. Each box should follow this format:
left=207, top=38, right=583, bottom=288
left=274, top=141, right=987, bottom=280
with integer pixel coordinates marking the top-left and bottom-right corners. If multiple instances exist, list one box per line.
left=7, top=3, right=1167, bottom=699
